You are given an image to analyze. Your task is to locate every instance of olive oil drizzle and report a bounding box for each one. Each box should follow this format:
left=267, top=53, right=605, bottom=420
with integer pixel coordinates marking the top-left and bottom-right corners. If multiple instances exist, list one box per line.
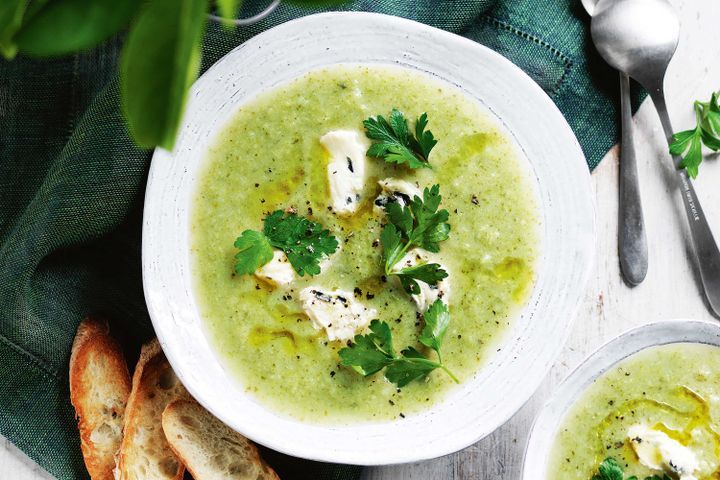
left=592, top=385, right=720, bottom=478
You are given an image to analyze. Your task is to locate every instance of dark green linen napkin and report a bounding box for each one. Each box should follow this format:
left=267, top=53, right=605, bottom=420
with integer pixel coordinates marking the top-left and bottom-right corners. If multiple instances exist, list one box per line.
left=0, top=1, right=637, bottom=479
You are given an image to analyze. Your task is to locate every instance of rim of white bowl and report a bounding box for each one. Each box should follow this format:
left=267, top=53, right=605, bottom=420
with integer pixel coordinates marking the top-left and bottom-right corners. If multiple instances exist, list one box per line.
left=522, top=318, right=720, bottom=479
left=142, top=11, right=596, bottom=465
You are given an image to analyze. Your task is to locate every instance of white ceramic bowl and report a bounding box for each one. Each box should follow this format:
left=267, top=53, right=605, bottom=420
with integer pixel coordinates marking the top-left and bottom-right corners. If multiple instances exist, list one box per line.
left=142, top=12, right=595, bottom=465
left=523, top=319, right=720, bottom=479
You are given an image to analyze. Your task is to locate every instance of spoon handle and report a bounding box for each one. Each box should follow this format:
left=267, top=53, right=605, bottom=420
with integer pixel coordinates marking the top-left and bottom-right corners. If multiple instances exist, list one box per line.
left=618, top=73, right=648, bottom=285
left=650, top=88, right=720, bottom=316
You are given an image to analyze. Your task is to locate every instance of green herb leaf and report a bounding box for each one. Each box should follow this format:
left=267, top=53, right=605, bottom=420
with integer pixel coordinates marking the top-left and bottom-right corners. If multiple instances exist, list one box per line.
left=669, top=129, right=697, bottom=156
left=120, top=0, right=207, bottom=150
left=592, top=457, right=671, bottom=480
left=233, top=230, right=273, bottom=275
left=669, top=91, right=720, bottom=178
left=680, top=134, right=703, bottom=179
left=419, top=299, right=450, bottom=358
left=701, top=126, right=720, bottom=151
left=385, top=201, right=413, bottom=237
left=14, top=0, right=141, bottom=57
left=233, top=211, right=338, bottom=277
left=381, top=185, right=451, bottom=286
left=339, top=313, right=458, bottom=387
left=263, top=210, right=339, bottom=277
left=216, top=0, right=241, bottom=29
left=384, top=347, right=440, bottom=387
left=339, top=320, right=396, bottom=376
left=363, top=109, right=437, bottom=169
left=407, top=184, right=451, bottom=252
left=0, top=0, right=27, bottom=59
left=380, top=222, right=405, bottom=273
left=395, top=263, right=448, bottom=295
left=217, top=0, right=241, bottom=18
left=411, top=112, right=438, bottom=161
left=592, top=458, right=624, bottom=480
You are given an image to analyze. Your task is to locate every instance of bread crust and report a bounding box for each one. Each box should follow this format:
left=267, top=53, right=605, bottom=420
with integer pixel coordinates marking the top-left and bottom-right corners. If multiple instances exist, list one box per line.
left=70, top=316, right=131, bottom=480
left=162, top=399, right=280, bottom=480
left=117, top=338, right=188, bottom=480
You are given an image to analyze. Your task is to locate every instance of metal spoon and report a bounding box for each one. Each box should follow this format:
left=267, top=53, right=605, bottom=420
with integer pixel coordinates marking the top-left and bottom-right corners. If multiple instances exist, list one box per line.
left=583, top=0, right=648, bottom=286
left=592, top=0, right=720, bottom=316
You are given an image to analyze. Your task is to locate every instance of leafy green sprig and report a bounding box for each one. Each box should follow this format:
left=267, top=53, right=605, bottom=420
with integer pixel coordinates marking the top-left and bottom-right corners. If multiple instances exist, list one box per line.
left=669, top=91, right=720, bottom=178
left=339, top=300, right=458, bottom=387
left=0, top=0, right=345, bottom=150
left=592, top=458, right=671, bottom=480
left=234, top=210, right=338, bottom=277
left=380, top=184, right=450, bottom=294
left=363, top=109, right=438, bottom=169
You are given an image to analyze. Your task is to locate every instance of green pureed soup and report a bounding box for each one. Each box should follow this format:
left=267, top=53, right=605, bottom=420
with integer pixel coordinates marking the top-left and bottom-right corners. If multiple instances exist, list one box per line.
left=548, top=343, right=720, bottom=480
left=191, top=65, right=539, bottom=423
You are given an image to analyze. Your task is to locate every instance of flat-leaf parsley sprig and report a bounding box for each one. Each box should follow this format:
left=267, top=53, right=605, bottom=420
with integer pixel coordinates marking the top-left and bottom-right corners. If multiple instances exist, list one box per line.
left=363, top=108, right=437, bottom=169
left=234, top=210, right=338, bottom=277
left=592, top=457, right=670, bottom=480
left=339, top=300, right=458, bottom=388
left=381, top=184, right=451, bottom=294
left=669, top=91, right=720, bottom=178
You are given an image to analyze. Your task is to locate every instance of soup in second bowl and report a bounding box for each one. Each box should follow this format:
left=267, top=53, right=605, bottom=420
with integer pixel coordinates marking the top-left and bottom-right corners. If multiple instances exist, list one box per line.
left=548, top=343, right=720, bottom=480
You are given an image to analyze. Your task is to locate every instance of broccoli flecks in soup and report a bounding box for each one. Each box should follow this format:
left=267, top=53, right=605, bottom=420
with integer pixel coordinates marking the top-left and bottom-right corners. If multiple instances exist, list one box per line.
left=548, top=343, right=720, bottom=480
left=191, top=65, right=539, bottom=423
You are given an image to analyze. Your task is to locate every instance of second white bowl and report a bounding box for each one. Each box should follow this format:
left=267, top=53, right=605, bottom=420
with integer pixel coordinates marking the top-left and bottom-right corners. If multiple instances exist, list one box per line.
left=523, top=319, right=720, bottom=479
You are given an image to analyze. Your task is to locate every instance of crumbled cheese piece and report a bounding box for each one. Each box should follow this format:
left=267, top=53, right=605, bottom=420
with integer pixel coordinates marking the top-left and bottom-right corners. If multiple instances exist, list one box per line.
left=299, top=287, right=376, bottom=341
left=320, top=130, right=369, bottom=215
left=391, top=249, right=451, bottom=311
left=628, top=424, right=700, bottom=480
left=254, top=250, right=295, bottom=287
left=373, top=178, right=422, bottom=215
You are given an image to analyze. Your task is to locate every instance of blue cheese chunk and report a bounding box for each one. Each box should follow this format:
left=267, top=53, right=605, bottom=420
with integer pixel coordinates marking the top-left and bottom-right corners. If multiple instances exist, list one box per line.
left=373, top=178, right=422, bottom=215
left=254, top=250, right=295, bottom=287
left=391, top=249, right=451, bottom=311
left=299, top=287, right=377, bottom=341
left=320, top=130, right=370, bottom=215
left=628, top=424, right=700, bottom=480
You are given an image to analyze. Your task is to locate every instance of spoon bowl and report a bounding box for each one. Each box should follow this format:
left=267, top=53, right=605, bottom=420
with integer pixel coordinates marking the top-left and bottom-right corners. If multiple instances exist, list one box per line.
left=591, top=0, right=679, bottom=91
left=580, top=0, right=597, bottom=16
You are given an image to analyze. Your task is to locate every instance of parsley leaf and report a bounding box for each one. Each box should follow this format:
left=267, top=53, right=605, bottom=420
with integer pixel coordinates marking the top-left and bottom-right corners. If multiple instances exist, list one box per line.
left=384, top=347, right=440, bottom=387
left=406, top=184, right=451, bottom=252
left=592, top=458, right=624, bottom=480
left=395, top=263, right=448, bottom=296
left=380, top=223, right=405, bottom=272
left=363, top=108, right=437, bottom=169
left=338, top=307, right=458, bottom=388
left=419, top=300, right=450, bottom=362
left=233, top=230, right=274, bottom=275
left=338, top=320, right=396, bottom=376
left=669, top=91, right=720, bottom=178
left=263, top=210, right=339, bottom=276
left=380, top=184, right=451, bottom=294
left=592, top=458, right=666, bottom=480
left=233, top=210, right=338, bottom=277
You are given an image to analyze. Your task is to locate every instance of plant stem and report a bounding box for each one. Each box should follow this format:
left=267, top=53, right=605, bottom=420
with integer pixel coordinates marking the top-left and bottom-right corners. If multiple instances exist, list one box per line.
left=385, top=241, right=413, bottom=276
left=440, top=364, right=459, bottom=384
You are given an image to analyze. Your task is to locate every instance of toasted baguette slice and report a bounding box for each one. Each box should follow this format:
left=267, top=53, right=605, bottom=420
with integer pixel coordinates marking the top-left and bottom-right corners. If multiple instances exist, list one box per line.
left=117, top=339, right=188, bottom=480
left=162, top=400, right=280, bottom=480
left=70, top=316, right=131, bottom=480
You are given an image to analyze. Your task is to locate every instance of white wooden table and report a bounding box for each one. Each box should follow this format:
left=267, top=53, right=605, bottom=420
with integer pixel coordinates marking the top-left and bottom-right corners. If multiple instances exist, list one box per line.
left=2, top=0, right=718, bottom=478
